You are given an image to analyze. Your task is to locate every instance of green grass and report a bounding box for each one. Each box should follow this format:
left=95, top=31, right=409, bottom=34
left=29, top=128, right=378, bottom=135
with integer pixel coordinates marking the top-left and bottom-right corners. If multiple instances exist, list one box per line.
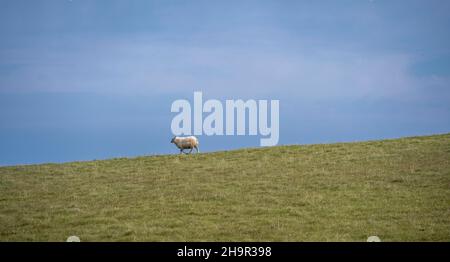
left=1, top=134, right=449, bottom=241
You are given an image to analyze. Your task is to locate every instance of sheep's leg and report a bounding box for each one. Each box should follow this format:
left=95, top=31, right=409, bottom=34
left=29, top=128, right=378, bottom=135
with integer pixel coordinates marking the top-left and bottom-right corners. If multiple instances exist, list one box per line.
left=188, top=148, right=193, bottom=154
left=195, top=145, right=199, bottom=153
left=179, top=149, right=183, bottom=154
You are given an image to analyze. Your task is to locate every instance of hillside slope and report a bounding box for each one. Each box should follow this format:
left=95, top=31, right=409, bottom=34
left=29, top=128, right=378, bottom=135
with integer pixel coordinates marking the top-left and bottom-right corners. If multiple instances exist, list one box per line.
left=1, top=134, right=449, bottom=241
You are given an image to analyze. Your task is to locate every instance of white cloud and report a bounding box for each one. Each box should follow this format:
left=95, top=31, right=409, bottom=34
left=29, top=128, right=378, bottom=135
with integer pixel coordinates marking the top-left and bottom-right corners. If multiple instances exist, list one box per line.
left=1, top=34, right=447, bottom=104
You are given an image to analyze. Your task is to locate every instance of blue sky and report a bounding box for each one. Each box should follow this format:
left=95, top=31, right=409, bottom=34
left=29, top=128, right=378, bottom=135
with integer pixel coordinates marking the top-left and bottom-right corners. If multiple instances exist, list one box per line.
left=1, top=0, right=450, bottom=165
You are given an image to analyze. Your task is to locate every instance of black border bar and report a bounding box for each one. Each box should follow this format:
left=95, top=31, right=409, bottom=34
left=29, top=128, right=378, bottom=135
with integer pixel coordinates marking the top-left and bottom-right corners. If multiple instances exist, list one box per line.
left=0, top=242, right=449, bottom=260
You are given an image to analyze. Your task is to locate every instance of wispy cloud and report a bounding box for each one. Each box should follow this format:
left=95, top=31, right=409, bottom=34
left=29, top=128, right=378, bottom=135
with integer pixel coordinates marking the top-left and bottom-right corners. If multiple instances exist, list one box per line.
left=1, top=33, right=448, bottom=104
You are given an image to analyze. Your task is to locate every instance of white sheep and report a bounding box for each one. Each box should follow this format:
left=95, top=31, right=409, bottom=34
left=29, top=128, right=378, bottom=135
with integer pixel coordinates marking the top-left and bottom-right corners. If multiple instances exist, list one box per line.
left=171, top=136, right=200, bottom=154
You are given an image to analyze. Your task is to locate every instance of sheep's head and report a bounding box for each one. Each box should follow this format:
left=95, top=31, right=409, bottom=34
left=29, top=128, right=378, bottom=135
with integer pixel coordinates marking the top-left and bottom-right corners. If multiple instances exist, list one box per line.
left=170, top=136, right=176, bottom=143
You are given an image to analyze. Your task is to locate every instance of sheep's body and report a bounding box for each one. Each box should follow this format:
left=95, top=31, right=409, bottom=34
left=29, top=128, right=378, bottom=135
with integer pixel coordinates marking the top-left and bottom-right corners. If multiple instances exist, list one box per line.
left=171, top=136, right=199, bottom=154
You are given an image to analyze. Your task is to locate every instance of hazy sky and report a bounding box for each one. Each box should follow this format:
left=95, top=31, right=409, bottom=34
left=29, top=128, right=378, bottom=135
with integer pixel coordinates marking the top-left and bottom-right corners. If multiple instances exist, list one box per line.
left=1, top=0, right=450, bottom=165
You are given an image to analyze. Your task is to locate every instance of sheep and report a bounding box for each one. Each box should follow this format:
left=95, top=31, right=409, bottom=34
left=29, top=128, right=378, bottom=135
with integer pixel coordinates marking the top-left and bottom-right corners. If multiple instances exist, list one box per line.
left=171, top=136, right=199, bottom=154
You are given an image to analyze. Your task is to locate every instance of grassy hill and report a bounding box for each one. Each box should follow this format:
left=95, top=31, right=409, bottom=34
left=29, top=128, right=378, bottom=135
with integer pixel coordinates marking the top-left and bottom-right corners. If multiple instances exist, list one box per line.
left=1, top=134, right=449, bottom=241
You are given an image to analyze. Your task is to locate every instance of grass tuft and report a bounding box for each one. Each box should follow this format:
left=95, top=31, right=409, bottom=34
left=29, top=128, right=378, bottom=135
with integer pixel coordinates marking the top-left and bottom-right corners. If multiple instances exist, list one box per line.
left=1, top=134, right=449, bottom=241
